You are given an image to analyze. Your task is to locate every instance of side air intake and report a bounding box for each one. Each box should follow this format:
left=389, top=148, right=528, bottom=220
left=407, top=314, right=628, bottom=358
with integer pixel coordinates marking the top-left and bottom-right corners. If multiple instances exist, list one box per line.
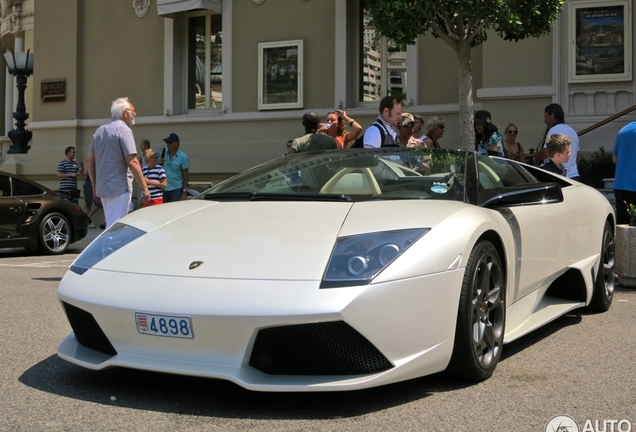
left=249, top=321, right=392, bottom=375
left=61, top=302, right=117, bottom=356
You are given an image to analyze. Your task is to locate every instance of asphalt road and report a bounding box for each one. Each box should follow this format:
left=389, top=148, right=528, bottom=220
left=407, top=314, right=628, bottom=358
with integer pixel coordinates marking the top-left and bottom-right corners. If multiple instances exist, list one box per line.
left=1, top=231, right=635, bottom=432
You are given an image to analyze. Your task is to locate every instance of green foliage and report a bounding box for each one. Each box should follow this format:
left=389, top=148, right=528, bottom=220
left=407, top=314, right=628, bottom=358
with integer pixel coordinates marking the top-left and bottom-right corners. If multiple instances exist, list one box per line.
left=429, top=148, right=465, bottom=166
left=577, top=146, right=614, bottom=178
left=389, top=88, right=407, bottom=100
left=363, top=0, right=566, bottom=47
left=626, top=202, right=636, bottom=227
left=410, top=147, right=465, bottom=167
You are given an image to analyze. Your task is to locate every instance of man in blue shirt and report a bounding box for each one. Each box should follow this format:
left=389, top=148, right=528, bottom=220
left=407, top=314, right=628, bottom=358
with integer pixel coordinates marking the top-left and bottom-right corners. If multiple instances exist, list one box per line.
left=158, top=133, right=190, bottom=203
left=613, top=122, right=636, bottom=224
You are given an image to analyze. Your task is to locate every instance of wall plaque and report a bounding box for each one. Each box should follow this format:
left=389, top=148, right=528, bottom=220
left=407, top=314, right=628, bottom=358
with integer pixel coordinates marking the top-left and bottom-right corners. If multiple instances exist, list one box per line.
left=41, top=79, right=66, bottom=102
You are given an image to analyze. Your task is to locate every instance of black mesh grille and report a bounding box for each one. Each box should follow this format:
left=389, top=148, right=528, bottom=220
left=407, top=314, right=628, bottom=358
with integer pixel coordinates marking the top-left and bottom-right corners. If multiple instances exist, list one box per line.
left=61, top=302, right=117, bottom=356
left=249, top=321, right=392, bottom=375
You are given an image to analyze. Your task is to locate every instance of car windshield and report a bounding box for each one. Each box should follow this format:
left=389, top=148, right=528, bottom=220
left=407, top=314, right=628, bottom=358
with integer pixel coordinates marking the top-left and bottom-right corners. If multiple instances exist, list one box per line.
left=198, top=148, right=469, bottom=202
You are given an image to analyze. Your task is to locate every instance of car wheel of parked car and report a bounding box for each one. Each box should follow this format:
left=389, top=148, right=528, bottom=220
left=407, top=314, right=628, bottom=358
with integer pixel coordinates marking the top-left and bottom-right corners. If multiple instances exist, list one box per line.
left=38, top=212, right=71, bottom=255
left=448, top=240, right=505, bottom=381
left=588, top=221, right=615, bottom=312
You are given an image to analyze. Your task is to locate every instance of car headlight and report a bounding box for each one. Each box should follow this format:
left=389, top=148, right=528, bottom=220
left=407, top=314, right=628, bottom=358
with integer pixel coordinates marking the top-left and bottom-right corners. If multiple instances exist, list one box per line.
left=321, top=228, right=429, bottom=288
left=69, top=223, right=146, bottom=275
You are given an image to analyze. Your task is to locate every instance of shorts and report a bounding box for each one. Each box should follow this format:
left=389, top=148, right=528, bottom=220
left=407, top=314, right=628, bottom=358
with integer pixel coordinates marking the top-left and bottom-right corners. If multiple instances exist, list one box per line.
left=83, top=180, right=102, bottom=209
left=142, top=198, right=164, bottom=208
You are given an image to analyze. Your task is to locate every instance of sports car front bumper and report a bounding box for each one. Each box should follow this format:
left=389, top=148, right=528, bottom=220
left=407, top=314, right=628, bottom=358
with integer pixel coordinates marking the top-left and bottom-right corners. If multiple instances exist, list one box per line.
left=57, top=268, right=464, bottom=391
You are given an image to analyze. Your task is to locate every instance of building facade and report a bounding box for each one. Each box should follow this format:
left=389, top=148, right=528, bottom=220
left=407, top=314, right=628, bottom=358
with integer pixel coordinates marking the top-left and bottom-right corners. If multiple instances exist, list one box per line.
left=1, top=0, right=634, bottom=188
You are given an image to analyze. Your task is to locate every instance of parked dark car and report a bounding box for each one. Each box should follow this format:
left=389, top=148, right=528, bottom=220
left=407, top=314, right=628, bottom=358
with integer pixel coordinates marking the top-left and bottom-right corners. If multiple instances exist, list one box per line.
left=0, top=170, right=88, bottom=254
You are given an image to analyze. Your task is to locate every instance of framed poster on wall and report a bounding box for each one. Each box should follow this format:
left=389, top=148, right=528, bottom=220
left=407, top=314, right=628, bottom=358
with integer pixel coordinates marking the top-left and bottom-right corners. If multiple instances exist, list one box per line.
left=569, top=0, right=632, bottom=83
left=258, top=40, right=303, bottom=110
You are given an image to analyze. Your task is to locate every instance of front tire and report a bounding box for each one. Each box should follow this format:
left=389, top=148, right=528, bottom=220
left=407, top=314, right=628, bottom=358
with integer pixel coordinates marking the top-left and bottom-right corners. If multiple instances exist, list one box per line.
left=38, top=212, right=71, bottom=255
left=448, top=240, right=505, bottom=381
left=588, top=221, right=615, bottom=312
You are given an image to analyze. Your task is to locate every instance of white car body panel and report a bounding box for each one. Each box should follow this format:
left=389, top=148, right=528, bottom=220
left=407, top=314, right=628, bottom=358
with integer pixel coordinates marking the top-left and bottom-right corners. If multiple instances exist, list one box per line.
left=98, top=201, right=354, bottom=280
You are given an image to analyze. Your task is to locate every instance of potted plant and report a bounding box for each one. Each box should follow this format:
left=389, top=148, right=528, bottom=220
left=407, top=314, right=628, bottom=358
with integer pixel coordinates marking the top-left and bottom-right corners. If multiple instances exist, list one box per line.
left=578, top=146, right=615, bottom=189
left=616, top=203, right=636, bottom=287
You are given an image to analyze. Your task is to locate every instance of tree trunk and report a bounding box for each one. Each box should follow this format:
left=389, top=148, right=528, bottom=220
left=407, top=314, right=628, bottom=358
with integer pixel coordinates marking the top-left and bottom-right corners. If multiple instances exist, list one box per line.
left=456, top=41, right=474, bottom=151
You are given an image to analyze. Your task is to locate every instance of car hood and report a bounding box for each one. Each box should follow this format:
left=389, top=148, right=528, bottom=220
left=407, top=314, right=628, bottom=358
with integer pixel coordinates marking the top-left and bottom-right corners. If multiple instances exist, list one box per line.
left=93, top=199, right=469, bottom=280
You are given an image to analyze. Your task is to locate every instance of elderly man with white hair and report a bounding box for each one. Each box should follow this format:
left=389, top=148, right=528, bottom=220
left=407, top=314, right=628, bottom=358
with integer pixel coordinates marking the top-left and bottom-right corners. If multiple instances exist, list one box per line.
left=85, top=97, right=150, bottom=228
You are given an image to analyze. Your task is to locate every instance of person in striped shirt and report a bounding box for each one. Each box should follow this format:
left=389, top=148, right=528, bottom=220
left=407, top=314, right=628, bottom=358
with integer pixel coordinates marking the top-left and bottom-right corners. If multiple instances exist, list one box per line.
left=142, top=148, right=167, bottom=207
left=57, top=146, right=84, bottom=203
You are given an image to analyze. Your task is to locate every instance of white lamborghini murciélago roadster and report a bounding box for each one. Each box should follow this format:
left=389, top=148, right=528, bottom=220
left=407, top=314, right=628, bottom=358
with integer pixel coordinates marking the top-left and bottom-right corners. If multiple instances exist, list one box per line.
left=57, top=148, right=615, bottom=391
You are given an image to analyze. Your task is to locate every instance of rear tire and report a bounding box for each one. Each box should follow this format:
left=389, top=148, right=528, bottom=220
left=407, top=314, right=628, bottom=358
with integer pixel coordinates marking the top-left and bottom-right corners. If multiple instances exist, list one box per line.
left=447, top=240, right=505, bottom=381
left=38, top=212, right=71, bottom=255
left=588, top=221, right=615, bottom=312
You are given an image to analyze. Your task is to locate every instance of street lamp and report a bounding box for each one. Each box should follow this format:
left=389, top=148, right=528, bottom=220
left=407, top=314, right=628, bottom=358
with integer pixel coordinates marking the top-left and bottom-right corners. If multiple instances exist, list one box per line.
left=4, top=49, right=34, bottom=154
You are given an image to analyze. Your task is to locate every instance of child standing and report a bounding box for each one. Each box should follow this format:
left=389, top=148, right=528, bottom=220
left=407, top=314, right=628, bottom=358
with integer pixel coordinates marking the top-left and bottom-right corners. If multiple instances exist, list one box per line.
left=142, top=148, right=167, bottom=207
left=541, top=133, right=571, bottom=177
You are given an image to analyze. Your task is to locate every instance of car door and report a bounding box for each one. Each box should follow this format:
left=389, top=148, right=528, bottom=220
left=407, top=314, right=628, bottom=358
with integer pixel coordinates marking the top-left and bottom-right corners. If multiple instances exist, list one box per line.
left=475, top=156, right=570, bottom=302
left=0, top=174, right=27, bottom=240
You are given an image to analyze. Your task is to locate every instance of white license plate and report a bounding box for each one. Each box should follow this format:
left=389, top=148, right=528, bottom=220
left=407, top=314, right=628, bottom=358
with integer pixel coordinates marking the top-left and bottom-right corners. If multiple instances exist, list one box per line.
left=135, top=312, right=194, bottom=339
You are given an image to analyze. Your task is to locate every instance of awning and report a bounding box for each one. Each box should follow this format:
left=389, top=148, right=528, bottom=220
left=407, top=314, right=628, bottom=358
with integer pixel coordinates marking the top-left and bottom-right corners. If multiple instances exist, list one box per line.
left=157, top=0, right=222, bottom=16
